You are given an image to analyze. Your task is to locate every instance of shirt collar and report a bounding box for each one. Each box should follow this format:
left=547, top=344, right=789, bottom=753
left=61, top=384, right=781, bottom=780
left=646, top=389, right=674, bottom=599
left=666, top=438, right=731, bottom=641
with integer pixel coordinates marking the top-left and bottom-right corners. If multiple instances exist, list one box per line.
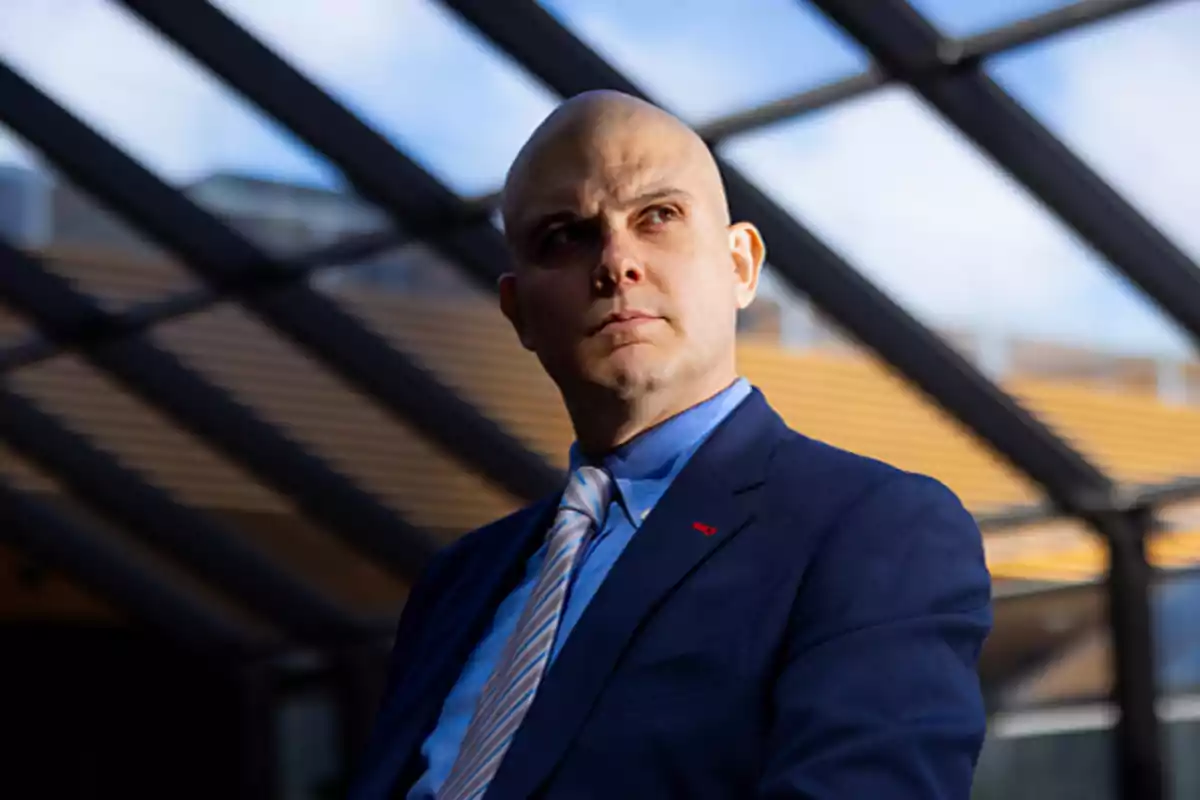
left=567, top=378, right=753, bottom=527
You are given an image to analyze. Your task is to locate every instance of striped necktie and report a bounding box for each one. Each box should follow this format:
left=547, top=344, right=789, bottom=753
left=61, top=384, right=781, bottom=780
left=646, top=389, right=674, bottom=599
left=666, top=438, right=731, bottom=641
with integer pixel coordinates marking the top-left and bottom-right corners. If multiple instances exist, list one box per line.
left=437, top=465, right=613, bottom=800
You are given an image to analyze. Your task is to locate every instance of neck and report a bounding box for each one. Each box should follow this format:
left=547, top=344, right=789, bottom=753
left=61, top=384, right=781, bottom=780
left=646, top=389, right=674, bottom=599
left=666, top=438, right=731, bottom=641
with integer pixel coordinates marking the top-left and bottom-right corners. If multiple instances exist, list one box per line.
left=567, top=369, right=739, bottom=458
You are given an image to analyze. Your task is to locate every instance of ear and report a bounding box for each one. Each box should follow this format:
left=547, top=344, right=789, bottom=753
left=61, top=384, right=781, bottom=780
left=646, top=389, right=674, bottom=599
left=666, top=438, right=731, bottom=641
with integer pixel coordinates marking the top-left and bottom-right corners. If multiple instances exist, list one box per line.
left=498, top=272, right=536, bottom=351
left=728, top=221, right=765, bottom=310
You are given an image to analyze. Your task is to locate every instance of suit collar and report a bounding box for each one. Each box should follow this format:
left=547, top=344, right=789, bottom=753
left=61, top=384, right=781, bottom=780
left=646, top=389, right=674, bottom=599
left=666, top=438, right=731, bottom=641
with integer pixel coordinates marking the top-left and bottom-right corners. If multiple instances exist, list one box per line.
left=569, top=378, right=754, bottom=529
left=484, top=388, right=785, bottom=799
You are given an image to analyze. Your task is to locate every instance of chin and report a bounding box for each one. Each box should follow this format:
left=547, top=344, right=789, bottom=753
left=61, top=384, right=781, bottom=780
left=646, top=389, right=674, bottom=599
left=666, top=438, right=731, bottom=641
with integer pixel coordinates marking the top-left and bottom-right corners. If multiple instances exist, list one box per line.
left=591, top=352, right=676, bottom=398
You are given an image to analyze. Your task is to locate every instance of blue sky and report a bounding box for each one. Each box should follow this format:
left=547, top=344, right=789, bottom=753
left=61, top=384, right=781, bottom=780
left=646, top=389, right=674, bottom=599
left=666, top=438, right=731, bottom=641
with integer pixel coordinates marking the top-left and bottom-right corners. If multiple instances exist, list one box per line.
left=1, top=0, right=1197, bottom=358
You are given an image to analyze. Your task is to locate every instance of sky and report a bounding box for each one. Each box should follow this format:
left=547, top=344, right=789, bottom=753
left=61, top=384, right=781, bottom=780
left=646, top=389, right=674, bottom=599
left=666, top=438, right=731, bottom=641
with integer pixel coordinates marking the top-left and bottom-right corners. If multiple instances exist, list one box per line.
left=0, top=0, right=1197, bottom=357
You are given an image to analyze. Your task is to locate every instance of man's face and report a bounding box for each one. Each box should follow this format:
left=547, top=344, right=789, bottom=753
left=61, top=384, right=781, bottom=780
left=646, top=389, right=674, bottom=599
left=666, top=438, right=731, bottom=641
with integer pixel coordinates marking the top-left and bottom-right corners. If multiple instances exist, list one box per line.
left=500, top=115, right=760, bottom=402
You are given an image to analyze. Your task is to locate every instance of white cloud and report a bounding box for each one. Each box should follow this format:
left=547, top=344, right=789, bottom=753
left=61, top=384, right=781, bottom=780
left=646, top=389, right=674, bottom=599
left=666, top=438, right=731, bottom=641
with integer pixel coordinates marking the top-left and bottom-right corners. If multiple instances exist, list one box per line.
left=0, top=0, right=557, bottom=193
left=540, top=0, right=866, bottom=123
left=995, top=2, right=1200, bottom=265
left=722, top=3, right=1200, bottom=356
left=0, top=0, right=336, bottom=185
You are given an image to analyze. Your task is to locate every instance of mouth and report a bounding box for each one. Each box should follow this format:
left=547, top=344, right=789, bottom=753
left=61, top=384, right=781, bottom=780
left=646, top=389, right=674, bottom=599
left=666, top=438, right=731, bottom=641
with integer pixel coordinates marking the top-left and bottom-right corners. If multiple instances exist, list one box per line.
left=592, top=310, right=663, bottom=335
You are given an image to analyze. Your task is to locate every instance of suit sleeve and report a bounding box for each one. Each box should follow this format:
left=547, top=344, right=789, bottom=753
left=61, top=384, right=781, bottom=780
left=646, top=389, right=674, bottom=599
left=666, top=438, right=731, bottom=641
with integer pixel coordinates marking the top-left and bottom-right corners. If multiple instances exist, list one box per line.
left=757, top=473, right=993, bottom=800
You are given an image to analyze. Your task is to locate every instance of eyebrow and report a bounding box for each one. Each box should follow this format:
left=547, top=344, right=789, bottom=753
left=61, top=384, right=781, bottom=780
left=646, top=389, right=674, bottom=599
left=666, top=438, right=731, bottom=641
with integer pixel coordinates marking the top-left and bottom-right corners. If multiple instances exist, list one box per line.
left=518, top=185, right=693, bottom=236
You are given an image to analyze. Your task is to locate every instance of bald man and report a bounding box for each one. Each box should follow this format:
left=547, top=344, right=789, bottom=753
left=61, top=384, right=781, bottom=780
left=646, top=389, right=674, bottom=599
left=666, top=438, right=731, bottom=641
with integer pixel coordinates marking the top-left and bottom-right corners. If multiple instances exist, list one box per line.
left=350, top=92, right=992, bottom=800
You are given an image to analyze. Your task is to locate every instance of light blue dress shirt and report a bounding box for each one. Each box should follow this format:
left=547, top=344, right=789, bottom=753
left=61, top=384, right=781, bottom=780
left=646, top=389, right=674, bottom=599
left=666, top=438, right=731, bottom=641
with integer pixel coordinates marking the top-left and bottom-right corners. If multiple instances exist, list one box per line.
left=407, top=378, right=752, bottom=799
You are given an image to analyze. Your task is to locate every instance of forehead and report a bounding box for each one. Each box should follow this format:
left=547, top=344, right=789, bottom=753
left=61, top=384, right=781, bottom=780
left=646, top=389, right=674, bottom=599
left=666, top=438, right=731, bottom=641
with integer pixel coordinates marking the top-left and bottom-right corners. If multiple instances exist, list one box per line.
left=507, top=122, right=701, bottom=221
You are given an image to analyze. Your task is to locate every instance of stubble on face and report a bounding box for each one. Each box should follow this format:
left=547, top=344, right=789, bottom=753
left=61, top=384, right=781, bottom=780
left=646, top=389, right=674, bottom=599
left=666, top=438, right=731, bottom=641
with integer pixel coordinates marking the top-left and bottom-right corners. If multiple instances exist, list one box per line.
left=499, top=90, right=757, bottom=449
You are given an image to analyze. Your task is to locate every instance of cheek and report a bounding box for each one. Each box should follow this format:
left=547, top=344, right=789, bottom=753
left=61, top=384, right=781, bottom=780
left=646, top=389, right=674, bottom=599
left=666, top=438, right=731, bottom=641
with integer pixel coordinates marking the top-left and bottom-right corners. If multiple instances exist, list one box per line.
left=522, top=282, right=584, bottom=344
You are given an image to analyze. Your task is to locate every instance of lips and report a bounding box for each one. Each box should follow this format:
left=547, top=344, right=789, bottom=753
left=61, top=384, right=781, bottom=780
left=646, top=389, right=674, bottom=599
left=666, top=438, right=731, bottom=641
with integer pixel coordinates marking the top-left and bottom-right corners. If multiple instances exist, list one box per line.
left=593, top=310, right=662, bottom=334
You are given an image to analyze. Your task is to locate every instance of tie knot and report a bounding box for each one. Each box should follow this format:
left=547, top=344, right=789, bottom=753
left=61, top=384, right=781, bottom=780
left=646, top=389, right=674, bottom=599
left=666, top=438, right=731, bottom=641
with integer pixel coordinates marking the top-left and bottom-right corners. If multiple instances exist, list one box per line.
left=559, top=465, right=613, bottom=527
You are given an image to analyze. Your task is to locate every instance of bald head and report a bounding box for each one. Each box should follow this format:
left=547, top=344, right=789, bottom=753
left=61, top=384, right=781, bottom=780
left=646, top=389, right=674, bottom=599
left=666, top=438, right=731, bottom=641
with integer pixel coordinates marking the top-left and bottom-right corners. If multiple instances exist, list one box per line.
left=496, top=90, right=764, bottom=453
left=501, top=91, right=730, bottom=248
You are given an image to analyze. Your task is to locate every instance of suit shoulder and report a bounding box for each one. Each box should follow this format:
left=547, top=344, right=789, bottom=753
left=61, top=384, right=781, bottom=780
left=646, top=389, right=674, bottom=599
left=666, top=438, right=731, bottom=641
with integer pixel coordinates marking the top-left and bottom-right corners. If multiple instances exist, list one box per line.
left=767, top=425, right=968, bottom=519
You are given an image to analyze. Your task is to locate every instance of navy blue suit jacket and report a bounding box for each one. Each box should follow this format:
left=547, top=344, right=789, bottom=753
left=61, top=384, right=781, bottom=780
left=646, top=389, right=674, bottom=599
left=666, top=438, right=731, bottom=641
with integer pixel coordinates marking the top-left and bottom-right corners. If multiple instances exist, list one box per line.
left=351, top=389, right=992, bottom=799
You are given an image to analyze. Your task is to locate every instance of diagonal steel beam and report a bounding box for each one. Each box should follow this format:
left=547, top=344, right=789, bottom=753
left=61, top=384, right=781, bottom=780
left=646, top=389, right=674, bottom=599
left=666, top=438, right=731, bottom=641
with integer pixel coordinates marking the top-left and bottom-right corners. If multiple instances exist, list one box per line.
left=699, top=0, right=1168, bottom=145
left=0, top=228, right=410, bottom=375
left=0, top=382, right=362, bottom=645
left=0, top=0, right=1157, bottom=381
left=438, top=0, right=1117, bottom=519
left=0, top=60, right=561, bottom=506
left=808, top=0, right=1200, bottom=352
left=0, top=236, right=436, bottom=582
left=0, top=476, right=258, bottom=658
left=116, top=0, right=512, bottom=292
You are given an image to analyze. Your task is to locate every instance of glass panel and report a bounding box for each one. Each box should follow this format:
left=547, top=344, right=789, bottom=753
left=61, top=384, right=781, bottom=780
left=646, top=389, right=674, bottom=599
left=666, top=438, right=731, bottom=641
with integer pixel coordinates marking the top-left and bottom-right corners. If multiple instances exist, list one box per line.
left=739, top=269, right=1048, bottom=515
left=277, top=687, right=342, bottom=800
left=908, top=0, right=1076, bottom=37
left=214, top=0, right=559, bottom=197
left=721, top=86, right=1200, bottom=486
left=316, top=244, right=575, bottom=472
left=975, top=579, right=1115, bottom=798
left=0, top=0, right=386, bottom=254
left=150, top=301, right=522, bottom=538
left=0, top=440, right=272, bottom=636
left=9, top=354, right=290, bottom=513
left=0, top=122, right=203, bottom=307
left=8, top=350, right=408, bottom=615
left=989, top=1, right=1200, bottom=264
left=539, top=0, right=868, bottom=124
left=985, top=518, right=1106, bottom=586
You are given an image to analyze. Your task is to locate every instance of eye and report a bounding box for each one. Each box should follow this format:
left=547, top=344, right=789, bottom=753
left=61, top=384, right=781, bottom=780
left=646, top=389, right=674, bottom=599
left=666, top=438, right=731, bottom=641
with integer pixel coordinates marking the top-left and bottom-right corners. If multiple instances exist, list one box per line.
left=641, top=204, right=680, bottom=228
left=537, top=219, right=594, bottom=257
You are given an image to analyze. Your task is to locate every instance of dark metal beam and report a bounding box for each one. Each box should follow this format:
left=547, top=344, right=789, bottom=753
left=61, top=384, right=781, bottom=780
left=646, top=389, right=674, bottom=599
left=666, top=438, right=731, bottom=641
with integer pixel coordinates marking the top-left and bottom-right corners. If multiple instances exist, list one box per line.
left=438, top=0, right=1117, bottom=519
left=657, top=0, right=1168, bottom=146
left=0, top=60, right=561, bottom=507
left=0, top=383, right=363, bottom=645
left=0, top=227, right=408, bottom=374
left=116, top=0, right=508, bottom=292
left=0, top=0, right=1160, bottom=382
left=0, top=477, right=257, bottom=658
left=1104, top=506, right=1168, bottom=799
left=0, top=236, right=437, bottom=582
left=953, top=0, right=1167, bottom=61
left=805, top=2, right=1176, bottom=797
left=808, top=0, right=1200, bottom=354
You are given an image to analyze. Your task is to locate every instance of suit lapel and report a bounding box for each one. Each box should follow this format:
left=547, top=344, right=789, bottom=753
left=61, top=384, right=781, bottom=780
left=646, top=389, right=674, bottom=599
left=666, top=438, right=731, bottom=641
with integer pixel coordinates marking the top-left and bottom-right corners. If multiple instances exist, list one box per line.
left=369, top=499, right=559, bottom=795
left=485, top=391, right=785, bottom=800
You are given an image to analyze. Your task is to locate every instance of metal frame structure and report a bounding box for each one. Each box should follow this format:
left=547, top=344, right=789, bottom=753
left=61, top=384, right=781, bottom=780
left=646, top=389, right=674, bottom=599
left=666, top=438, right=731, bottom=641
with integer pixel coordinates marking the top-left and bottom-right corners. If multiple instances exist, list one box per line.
left=0, top=232, right=439, bottom=582
left=0, top=475, right=258, bottom=658
left=0, top=63, right=560, bottom=507
left=0, top=1, right=1192, bottom=797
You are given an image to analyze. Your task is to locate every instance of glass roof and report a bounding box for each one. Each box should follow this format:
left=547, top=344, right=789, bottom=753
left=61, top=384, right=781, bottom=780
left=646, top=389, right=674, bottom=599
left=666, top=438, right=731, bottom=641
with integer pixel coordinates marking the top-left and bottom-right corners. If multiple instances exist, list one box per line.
left=0, top=0, right=386, bottom=255
left=2, top=0, right=1200, bottom=666
left=721, top=85, right=1190, bottom=358
left=539, top=0, right=868, bottom=124
left=722, top=81, right=1200, bottom=486
left=213, top=0, right=559, bottom=197
left=989, top=1, right=1200, bottom=264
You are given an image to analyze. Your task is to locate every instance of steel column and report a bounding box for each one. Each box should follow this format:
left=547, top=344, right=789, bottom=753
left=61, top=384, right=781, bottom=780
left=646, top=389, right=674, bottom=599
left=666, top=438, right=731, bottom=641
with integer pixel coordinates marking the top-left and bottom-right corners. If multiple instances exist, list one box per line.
left=1104, top=506, right=1168, bottom=799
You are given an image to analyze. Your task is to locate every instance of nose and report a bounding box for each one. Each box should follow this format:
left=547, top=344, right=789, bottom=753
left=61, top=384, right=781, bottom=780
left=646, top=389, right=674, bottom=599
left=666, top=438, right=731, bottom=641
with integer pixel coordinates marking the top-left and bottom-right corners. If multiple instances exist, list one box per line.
left=593, top=228, right=645, bottom=291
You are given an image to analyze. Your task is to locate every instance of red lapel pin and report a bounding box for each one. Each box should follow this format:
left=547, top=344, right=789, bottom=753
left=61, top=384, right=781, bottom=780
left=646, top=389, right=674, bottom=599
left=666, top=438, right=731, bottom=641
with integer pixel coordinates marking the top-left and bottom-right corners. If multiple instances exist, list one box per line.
left=692, top=522, right=718, bottom=536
